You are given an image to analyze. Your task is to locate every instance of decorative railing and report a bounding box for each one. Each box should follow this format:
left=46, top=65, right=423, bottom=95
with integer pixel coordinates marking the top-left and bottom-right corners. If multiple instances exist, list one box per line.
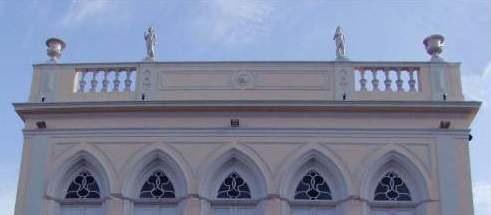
left=354, top=67, right=420, bottom=93
left=74, top=67, right=137, bottom=93
left=29, top=61, right=464, bottom=103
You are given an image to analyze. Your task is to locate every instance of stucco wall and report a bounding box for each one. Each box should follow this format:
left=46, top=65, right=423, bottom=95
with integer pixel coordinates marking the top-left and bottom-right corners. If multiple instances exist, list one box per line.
left=13, top=109, right=474, bottom=215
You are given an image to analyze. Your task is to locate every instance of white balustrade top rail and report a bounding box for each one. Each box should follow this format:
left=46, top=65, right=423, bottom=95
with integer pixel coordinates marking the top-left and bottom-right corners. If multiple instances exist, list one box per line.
left=29, top=61, right=464, bottom=103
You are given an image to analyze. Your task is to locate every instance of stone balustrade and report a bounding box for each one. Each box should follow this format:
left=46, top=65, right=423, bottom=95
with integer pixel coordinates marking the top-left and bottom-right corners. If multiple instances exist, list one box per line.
left=354, top=67, right=420, bottom=92
left=74, top=67, right=137, bottom=93
left=29, top=61, right=464, bottom=103
left=352, top=65, right=427, bottom=101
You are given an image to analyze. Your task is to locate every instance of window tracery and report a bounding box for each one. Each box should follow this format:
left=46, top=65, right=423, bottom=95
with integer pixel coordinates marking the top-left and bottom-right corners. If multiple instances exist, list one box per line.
left=374, top=171, right=412, bottom=201
left=65, top=170, right=100, bottom=199
left=217, top=171, right=251, bottom=199
left=294, top=170, right=332, bottom=200
left=139, top=170, right=176, bottom=199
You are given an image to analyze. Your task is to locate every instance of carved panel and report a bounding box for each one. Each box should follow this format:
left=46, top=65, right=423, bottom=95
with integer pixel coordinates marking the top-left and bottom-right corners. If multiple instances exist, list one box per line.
left=158, top=70, right=330, bottom=91
left=254, top=72, right=329, bottom=90
left=159, top=70, right=232, bottom=90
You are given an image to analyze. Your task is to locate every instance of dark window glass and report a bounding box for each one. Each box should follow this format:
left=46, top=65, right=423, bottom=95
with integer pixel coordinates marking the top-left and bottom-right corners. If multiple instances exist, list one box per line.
left=139, top=170, right=176, bottom=199
left=374, top=171, right=412, bottom=201
left=217, top=172, right=251, bottom=199
left=294, top=170, right=332, bottom=200
left=65, top=170, right=100, bottom=199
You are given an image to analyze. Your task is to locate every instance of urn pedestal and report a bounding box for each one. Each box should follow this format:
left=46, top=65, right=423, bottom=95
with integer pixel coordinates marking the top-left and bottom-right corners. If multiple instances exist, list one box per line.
left=423, top=34, right=445, bottom=62
left=46, top=38, right=66, bottom=63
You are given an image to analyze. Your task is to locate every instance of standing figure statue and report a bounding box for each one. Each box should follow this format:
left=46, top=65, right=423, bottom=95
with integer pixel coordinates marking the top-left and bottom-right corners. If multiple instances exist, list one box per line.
left=333, top=26, right=347, bottom=60
left=144, top=26, right=157, bottom=61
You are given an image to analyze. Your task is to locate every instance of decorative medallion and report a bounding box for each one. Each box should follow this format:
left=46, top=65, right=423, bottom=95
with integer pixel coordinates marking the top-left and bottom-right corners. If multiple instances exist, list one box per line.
left=233, top=71, right=254, bottom=89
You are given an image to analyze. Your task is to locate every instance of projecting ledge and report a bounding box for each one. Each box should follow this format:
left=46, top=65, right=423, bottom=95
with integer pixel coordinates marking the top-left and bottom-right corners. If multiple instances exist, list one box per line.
left=13, top=100, right=480, bottom=120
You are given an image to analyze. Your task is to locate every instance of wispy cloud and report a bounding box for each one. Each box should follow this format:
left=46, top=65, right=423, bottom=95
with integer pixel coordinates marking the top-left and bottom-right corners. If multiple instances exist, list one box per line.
left=0, top=165, right=19, bottom=215
left=0, top=186, right=16, bottom=215
left=60, top=0, right=128, bottom=28
left=462, top=62, right=491, bottom=105
left=474, top=182, right=491, bottom=215
left=198, top=0, right=276, bottom=46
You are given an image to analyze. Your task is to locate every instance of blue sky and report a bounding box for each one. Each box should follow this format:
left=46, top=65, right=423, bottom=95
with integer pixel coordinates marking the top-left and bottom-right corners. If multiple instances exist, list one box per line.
left=0, top=0, right=490, bottom=214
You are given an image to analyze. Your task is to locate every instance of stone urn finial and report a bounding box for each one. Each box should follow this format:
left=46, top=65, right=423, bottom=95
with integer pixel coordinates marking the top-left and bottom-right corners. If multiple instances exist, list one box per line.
left=423, top=34, right=445, bottom=62
left=46, top=38, right=66, bottom=63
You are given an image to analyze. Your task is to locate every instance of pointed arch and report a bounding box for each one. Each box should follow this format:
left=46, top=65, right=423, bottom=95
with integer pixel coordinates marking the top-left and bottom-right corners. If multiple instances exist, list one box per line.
left=197, top=143, right=272, bottom=199
left=358, top=144, right=436, bottom=201
left=277, top=143, right=352, bottom=199
left=120, top=143, right=192, bottom=198
left=46, top=143, right=116, bottom=199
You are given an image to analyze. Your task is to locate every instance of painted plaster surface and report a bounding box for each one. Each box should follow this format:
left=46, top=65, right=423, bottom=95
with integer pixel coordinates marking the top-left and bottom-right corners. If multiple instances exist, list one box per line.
left=14, top=62, right=479, bottom=215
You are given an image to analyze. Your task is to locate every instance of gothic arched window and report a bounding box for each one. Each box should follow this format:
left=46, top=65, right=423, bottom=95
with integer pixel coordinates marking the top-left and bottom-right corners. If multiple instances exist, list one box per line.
left=217, top=171, right=251, bottom=199
left=65, top=170, right=101, bottom=199
left=139, top=170, right=176, bottom=199
left=374, top=171, right=412, bottom=201
left=294, top=170, right=332, bottom=200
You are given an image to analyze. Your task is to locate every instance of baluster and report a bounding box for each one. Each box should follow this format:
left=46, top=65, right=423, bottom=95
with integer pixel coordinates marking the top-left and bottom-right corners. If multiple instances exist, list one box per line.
left=408, top=68, right=417, bottom=92
left=359, top=68, right=367, bottom=92
left=371, top=68, right=379, bottom=91
left=78, top=69, right=87, bottom=93
left=113, top=69, right=121, bottom=92
left=384, top=69, right=392, bottom=92
left=89, top=70, right=98, bottom=92
left=124, top=69, right=132, bottom=91
left=101, top=69, right=109, bottom=92
left=396, top=69, right=403, bottom=92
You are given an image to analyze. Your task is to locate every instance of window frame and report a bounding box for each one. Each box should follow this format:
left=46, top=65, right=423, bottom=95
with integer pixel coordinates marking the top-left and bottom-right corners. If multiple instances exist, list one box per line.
left=58, top=165, right=108, bottom=206
left=210, top=200, right=259, bottom=215
left=208, top=167, right=260, bottom=215
left=138, top=169, right=177, bottom=199
left=293, top=169, right=333, bottom=201
left=132, top=163, right=182, bottom=215
left=367, top=166, right=418, bottom=214
left=58, top=165, right=107, bottom=215
left=370, top=168, right=417, bottom=203
left=131, top=160, right=184, bottom=199
left=288, top=165, right=338, bottom=215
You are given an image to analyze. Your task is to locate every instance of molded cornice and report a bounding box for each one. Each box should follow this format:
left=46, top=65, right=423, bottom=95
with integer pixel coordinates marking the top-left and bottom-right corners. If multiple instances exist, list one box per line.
left=14, top=100, right=480, bottom=121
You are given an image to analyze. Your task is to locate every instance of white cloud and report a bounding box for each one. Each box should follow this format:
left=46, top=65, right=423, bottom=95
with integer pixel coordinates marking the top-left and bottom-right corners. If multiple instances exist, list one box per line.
left=462, top=63, right=491, bottom=105
left=199, top=0, right=276, bottom=46
left=474, top=182, right=491, bottom=215
left=0, top=165, right=19, bottom=215
left=0, top=185, right=16, bottom=215
left=60, top=0, right=126, bottom=27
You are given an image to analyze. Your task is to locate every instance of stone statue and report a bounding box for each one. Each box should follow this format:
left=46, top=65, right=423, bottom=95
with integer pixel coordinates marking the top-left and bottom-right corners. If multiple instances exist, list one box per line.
left=333, top=26, right=347, bottom=60
left=144, top=26, right=157, bottom=61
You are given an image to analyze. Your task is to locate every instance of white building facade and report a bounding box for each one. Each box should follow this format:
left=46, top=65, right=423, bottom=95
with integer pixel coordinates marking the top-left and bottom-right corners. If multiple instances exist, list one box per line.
left=14, top=37, right=479, bottom=215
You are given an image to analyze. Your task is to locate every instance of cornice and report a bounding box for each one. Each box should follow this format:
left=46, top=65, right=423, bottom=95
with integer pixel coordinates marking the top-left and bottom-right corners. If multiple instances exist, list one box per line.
left=32, top=60, right=461, bottom=68
left=22, top=127, right=472, bottom=138
left=13, top=100, right=480, bottom=121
